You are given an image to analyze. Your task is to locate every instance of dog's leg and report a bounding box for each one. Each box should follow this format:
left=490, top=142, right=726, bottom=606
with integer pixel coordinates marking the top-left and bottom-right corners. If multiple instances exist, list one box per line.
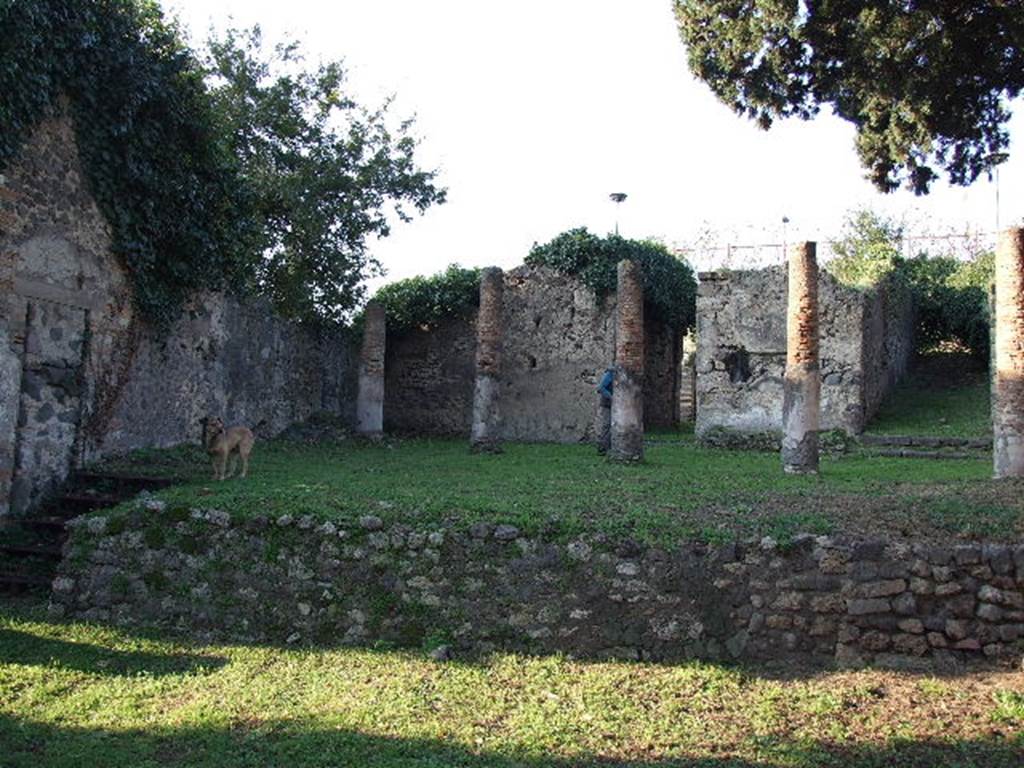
left=239, top=446, right=250, bottom=478
left=226, top=453, right=238, bottom=479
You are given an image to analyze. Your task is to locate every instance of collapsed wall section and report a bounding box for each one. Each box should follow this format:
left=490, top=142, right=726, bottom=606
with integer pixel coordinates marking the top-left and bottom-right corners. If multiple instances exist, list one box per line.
left=695, top=266, right=913, bottom=444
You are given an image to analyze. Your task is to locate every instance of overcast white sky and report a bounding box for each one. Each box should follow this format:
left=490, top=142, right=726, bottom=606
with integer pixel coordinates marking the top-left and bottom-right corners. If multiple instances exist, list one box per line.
left=165, top=0, right=1022, bottom=289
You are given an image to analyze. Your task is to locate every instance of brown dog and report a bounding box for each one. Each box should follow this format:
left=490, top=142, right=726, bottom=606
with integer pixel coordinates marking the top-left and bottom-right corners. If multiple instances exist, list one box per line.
left=201, top=417, right=259, bottom=480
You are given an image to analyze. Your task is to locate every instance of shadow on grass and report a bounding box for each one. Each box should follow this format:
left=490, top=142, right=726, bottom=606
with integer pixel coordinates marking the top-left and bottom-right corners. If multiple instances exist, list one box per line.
left=0, top=627, right=227, bottom=677
left=0, top=714, right=1020, bottom=768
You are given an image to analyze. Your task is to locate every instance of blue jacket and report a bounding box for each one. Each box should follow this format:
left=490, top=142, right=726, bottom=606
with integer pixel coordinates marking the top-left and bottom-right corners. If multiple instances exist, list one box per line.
left=597, top=368, right=614, bottom=400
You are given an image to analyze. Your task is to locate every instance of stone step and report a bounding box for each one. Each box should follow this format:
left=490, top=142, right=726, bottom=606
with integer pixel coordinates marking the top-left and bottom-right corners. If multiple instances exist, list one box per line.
left=71, top=471, right=176, bottom=493
left=866, top=448, right=984, bottom=461
left=859, top=434, right=991, bottom=450
left=0, top=543, right=63, bottom=559
left=0, top=571, right=52, bottom=594
left=52, top=492, right=127, bottom=515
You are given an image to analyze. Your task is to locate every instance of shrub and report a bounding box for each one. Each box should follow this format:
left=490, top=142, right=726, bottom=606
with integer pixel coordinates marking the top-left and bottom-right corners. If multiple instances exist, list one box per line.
left=372, top=265, right=481, bottom=333
left=826, top=209, right=993, bottom=359
left=525, top=228, right=697, bottom=332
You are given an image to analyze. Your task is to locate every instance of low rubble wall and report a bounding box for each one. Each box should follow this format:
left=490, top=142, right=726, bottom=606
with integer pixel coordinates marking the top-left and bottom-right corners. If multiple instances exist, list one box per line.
left=51, top=504, right=1024, bottom=669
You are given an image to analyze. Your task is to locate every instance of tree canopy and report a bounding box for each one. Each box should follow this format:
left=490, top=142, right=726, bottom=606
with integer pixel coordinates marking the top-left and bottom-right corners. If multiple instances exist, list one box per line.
left=0, top=1, right=444, bottom=327
left=673, top=1, right=1024, bottom=194
left=204, top=27, right=446, bottom=324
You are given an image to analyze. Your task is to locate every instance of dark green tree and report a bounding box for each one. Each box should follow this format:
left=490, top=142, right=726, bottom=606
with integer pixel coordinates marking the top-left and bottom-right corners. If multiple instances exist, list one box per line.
left=204, top=27, right=446, bottom=324
left=673, top=1, right=1024, bottom=194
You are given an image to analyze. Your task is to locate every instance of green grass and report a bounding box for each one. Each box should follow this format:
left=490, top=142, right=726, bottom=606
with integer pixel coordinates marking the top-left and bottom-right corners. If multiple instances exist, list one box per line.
left=867, top=353, right=991, bottom=438
left=89, top=434, right=1023, bottom=545
left=1, top=599, right=1021, bottom=767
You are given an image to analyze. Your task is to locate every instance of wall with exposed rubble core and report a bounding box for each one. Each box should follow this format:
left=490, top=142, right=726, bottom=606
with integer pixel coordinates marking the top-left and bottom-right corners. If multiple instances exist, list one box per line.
left=0, top=111, right=357, bottom=517
left=385, top=265, right=681, bottom=442
left=695, top=266, right=913, bottom=445
left=52, top=504, right=1024, bottom=670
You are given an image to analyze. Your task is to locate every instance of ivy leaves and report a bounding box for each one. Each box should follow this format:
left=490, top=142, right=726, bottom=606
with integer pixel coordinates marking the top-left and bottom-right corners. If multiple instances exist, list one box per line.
left=1, top=3, right=445, bottom=329
left=525, top=228, right=697, bottom=332
left=204, top=27, right=446, bottom=325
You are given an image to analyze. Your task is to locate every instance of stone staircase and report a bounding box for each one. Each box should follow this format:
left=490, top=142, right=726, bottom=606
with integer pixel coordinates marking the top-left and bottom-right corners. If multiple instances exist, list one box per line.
left=0, top=472, right=175, bottom=595
left=858, top=434, right=992, bottom=460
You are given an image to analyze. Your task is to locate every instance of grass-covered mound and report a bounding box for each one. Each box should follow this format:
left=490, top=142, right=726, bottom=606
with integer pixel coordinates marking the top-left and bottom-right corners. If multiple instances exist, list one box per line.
left=1, top=599, right=1022, bottom=767
left=91, top=436, right=1021, bottom=545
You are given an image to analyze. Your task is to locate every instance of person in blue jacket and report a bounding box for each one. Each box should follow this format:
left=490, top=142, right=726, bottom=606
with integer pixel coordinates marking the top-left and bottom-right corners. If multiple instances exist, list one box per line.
left=595, top=366, right=614, bottom=454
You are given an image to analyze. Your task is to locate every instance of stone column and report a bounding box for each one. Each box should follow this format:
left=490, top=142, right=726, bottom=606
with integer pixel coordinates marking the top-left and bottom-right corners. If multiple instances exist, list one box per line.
left=782, top=242, right=820, bottom=474
left=470, top=267, right=503, bottom=453
left=993, top=227, right=1024, bottom=478
left=355, top=300, right=386, bottom=438
left=609, top=259, right=644, bottom=462
left=0, top=187, right=21, bottom=517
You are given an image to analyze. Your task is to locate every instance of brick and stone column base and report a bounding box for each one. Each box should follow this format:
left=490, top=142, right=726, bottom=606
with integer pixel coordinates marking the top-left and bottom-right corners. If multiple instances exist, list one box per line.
left=471, top=268, right=503, bottom=453
left=782, top=242, right=820, bottom=474
left=609, top=259, right=644, bottom=462
left=994, top=227, right=1024, bottom=478
left=356, top=301, right=386, bottom=438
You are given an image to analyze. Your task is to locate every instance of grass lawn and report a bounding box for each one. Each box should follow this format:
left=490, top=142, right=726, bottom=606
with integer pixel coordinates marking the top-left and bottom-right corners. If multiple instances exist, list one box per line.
left=89, top=433, right=1023, bottom=546
left=867, top=353, right=991, bottom=439
left=1, top=597, right=1022, bottom=768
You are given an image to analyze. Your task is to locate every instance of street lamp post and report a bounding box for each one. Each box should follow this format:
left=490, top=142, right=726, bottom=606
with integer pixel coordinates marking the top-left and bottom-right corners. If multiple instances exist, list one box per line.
left=609, top=192, right=627, bottom=236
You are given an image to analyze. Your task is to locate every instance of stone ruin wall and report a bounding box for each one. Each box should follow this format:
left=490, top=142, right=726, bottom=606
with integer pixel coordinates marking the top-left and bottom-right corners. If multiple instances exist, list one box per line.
left=0, top=112, right=356, bottom=516
left=695, top=265, right=913, bottom=444
left=385, top=265, right=681, bottom=442
left=96, top=294, right=356, bottom=458
left=53, top=504, right=1024, bottom=671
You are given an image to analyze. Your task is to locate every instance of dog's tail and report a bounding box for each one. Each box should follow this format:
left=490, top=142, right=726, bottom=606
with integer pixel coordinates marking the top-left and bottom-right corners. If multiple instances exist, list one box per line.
left=251, top=418, right=268, bottom=435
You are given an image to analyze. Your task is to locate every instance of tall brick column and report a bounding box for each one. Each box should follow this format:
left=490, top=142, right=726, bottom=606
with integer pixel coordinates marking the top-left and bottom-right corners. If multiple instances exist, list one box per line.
left=993, top=226, right=1024, bottom=478
left=356, top=300, right=386, bottom=438
left=782, top=242, right=820, bottom=474
left=470, top=267, right=504, bottom=453
left=610, top=259, right=644, bottom=462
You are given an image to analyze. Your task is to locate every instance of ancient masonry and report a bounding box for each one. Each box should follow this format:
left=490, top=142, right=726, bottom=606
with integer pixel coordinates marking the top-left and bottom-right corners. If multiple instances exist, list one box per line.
left=356, top=301, right=386, bottom=438
left=54, top=504, right=1024, bottom=670
left=0, top=113, right=356, bottom=517
left=610, top=259, right=644, bottom=462
left=470, top=267, right=504, bottom=453
left=382, top=264, right=681, bottom=442
left=782, top=242, right=820, bottom=474
left=695, top=263, right=913, bottom=446
left=994, top=226, right=1024, bottom=478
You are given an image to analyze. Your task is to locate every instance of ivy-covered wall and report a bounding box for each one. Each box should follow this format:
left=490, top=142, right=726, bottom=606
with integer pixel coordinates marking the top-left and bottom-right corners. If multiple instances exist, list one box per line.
left=0, top=112, right=356, bottom=515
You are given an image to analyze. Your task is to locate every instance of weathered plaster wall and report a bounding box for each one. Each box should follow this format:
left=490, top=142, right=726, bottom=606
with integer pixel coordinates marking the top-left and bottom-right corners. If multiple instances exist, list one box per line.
left=95, top=294, right=356, bottom=456
left=385, top=265, right=680, bottom=442
left=695, top=266, right=913, bottom=443
left=0, top=113, right=356, bottom=515
left=53, top=505, right=1024, bottom=670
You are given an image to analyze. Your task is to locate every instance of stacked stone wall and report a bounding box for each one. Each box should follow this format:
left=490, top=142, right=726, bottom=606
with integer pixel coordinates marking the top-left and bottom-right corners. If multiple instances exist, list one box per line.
left=52, top=506, right=1024, bottom=670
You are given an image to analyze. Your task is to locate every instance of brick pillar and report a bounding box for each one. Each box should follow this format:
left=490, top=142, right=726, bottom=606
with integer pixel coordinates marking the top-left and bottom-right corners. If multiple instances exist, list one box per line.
left=470, top=267, right=503, bottom=453
left=993, top=227, right=1024, bottom=478
left=610, top=259, right=644, bottom=462
left=356, top=300, right=386, bottom=438
left=782, top=242, right=820, bottom=474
